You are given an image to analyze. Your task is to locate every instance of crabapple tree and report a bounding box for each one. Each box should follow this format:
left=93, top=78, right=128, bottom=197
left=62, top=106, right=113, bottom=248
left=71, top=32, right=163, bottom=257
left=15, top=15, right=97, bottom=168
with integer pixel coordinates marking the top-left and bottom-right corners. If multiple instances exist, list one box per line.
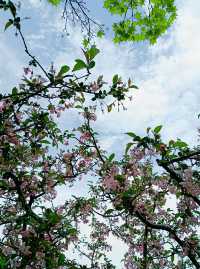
left=0, top=1, right=200, bottom=269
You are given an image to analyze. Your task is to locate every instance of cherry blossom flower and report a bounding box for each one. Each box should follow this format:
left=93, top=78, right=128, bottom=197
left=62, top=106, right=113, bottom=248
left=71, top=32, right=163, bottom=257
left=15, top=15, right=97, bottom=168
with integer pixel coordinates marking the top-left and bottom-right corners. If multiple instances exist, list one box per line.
left=90, top=81, right=99, bottom=92
left=80, top=131, right=91, bottom=142
left=0, top=100, right=6, bottom=112
left=130, top=147, right=144, bottom=161
left=23, top=67, right=32, bottom=75
left=82, top=111, right=97, bottom=121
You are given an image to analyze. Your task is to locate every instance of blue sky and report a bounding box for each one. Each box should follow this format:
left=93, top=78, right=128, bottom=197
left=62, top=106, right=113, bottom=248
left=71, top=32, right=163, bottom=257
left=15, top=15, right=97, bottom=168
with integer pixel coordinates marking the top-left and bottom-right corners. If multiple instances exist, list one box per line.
left=1, top=0, right=200, bottom=266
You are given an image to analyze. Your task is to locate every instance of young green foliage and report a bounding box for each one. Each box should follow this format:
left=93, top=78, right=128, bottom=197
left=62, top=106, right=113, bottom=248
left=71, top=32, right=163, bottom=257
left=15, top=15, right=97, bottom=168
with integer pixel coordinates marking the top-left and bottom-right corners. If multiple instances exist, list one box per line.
left=47, top=0, right=62, bottom=5
left=104, top=0, right=177, bottom=44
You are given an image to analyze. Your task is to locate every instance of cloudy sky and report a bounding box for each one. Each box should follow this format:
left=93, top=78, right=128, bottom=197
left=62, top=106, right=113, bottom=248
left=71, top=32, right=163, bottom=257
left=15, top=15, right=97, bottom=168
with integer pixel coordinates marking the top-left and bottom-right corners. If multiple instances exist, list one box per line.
left=0, top=0, right=200, bottom=266
left=1, top=0, right=200, bottom=151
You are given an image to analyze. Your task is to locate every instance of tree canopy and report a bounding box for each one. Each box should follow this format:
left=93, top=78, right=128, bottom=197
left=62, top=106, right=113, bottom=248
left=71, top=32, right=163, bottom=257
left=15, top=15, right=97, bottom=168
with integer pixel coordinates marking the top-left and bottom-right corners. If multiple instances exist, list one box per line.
left=0, top=1, right=200, bottom=269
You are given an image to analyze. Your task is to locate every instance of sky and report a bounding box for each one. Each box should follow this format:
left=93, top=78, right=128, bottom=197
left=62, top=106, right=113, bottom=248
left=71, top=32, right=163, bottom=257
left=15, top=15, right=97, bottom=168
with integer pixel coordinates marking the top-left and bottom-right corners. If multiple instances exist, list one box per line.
left=1, top=0, right=200, bottom=266
left=1, top=0, right=200, bottom=152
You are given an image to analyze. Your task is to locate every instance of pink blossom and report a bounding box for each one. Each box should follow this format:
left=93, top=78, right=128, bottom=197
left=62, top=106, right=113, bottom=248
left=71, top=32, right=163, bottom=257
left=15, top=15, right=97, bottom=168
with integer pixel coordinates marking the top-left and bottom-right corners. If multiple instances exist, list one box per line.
left=135, top=202, right=146, bottom=214
left=113, top=196, right=123, bottom=207
left=190, top=217, right=199, bottom=223
left=46, top=180, right=55, bottom=192
left=23, top=67, right=32, bottom=75
left=80, top=203, right=92, bottom=222
left=64, top=102, right=74, bottom=109
left=0, top=101, right=6, bottom=112
left=16, top=112, right=22, bottom=122
left=8, top=133, right=20, bottom=145
left=77, top=158, right=91, bottom=170
left=2, top=246, right=13, bottom=255
left=21, top=181, right=29, bottom=190
left=124, top=246, right=138, bottom=269
left=21, top=230, right=31, bottom=238
left=146, top=148, right=157, bottom=156
left=135, top=244, right=144, bottom=253
left=35, top=251, right=45, bottom=258
left=102, top=166, right=121, bottom=191
left=63, top=152, right=73, bottom=161
left=56, top=206, right=64, bottom=215
left=55, top=110, right=61, bottom=118
left=44, top=233, right=52, bottom=241
left=102, top=176, right=120, bottom=191
left=130, top=147, right=144, bottom=161
left=184, top=168, right=193, bottom=180
left=159, top=259, right=165, bottom=267
left=7, top=207, right=17, bottom=214
left=82, top=111, right=97, bottom=121
left=64, top=139, right=69, bottom=145
left=181, top=179, right=200, bottom=196
left=90, top=81, right=99, bottom=92
left=82, top=203, right=92, bottom=213
left=49, top=108, right=55, bottom=114
left=125, top=161, right=141, bottom=177
left=80, top=132, right=91, bottom=142
left=156, top=179, right=168, bottom=190
left=43, top=161, right=50, bottom=172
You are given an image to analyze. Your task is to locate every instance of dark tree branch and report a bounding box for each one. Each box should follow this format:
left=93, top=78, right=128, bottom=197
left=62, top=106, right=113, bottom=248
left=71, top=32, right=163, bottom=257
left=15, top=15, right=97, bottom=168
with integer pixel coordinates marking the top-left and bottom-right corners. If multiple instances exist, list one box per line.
left=135, top=210, right=200, bottom=269
left=143, top=225, right=148, bottom=269
left=157, top=160, right=200, bottom=207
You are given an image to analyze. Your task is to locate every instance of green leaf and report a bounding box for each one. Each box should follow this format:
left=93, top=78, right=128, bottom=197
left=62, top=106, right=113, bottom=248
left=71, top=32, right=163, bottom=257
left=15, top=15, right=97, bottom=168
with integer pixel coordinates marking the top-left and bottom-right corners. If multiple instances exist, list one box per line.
left=48, top=0, right=61, bottom=5
left=0, top=255, right=7, bottom=268
left=12, top=87, right=18, bottom=95
left=114, top=174, right=125, bottom=183
left=97, top=29, right=105, bottom=38
left=125, top=142, right=133, bottom=154
left=88, top=60, right=95, bottom=69
left=74, top=105, right=83, bottom=109
left=154, top=125, right=162, bottom=134
left=67, top=227, right=77, bottom=236
left=107, top=104, right=112, bottom=112
left=122, top=189, right=134, bottom=199
left=82, top=38, right=89, bottom=48
left=72, top=59, right=87, bottom=72
left=4, top=20, right=13, bottom=31
left=130, top=84, right=139, bottom=89
left=108, top=153, right=115, bottom=162
left=171, top=254, right=175, bottom=263
left=41, top=140, right=51, bottom=144
left=58, top=253, right=66, bottom=266
left=87, top=46, right=100, bottom=60
left=126, top=132, right=136, bottom=138
left=57, top=65, right=70, bottom=77
left=112, top=74, right=118, bottom=84
left=105, top=209, right=114, bottom=215
left=173, top=140, right=188, bottom=149
left=104, top=0, right=177, bottom=44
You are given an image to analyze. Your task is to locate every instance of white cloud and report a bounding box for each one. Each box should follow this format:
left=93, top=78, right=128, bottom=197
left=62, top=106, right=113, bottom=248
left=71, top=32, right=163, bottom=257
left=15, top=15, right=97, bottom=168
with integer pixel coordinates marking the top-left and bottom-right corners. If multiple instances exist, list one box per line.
left=0, top=33, right=24, bottom=93
left=27, top=0, right=43, bottom=8
left=43, top=0, right=200, bottom=154
left=91, top=0, right=200, bottom=150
